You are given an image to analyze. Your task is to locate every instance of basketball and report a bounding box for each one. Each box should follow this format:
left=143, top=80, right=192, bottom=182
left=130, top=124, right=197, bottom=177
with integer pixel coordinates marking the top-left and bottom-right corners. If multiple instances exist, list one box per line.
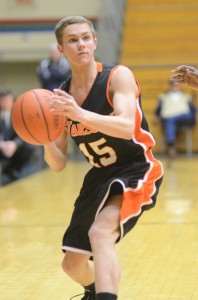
left=11, top=89, right=65, bottom=145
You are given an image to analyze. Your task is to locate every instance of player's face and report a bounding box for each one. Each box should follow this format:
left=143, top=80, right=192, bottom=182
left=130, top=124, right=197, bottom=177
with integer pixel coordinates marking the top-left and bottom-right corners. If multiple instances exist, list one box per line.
left=58, top=23, right=97, bottom=66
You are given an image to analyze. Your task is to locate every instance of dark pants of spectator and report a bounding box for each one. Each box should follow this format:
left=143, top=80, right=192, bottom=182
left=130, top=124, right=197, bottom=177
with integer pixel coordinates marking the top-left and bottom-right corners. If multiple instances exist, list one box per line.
left=162, top=112, right=195, bottom=146
left=0, top=144, right=35, bottom=185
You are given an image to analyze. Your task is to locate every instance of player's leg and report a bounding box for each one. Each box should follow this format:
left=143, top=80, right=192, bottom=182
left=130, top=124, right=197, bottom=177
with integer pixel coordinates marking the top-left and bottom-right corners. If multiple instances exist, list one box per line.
left=88, top=194, right=122, bottom=298
left=62, top=251, right=95, bottom=287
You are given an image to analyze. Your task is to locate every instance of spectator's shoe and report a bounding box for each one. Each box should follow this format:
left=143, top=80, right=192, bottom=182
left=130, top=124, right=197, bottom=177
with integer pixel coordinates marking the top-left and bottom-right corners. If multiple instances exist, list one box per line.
left=70, top=290, right=96, bottom=300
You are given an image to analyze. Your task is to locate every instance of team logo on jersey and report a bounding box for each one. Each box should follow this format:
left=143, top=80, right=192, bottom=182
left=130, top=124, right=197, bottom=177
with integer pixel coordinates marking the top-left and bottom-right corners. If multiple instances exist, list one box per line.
left=65, top=121, right=97, bottom=136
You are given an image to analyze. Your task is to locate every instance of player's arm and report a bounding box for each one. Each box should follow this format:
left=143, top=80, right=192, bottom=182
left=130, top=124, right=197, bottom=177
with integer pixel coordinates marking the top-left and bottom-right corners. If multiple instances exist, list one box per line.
left=44, top=130, right=68, bottom=172
left=50, top=66, right=138, bottom=140
left=77, top=66, right=137, bottom=139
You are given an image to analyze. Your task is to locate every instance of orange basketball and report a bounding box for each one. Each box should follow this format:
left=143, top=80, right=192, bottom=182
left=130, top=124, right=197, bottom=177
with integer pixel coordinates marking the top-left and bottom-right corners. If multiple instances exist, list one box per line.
left=11, top=89, right=65, bottom=145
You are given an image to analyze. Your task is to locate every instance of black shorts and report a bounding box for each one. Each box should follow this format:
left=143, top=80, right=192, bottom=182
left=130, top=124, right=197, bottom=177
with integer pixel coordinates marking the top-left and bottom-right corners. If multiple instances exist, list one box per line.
left=62, top=150, right=163, bottom=257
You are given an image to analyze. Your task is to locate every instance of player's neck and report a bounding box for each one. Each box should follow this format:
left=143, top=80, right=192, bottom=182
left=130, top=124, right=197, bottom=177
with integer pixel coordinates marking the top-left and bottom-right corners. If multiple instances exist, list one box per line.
left=71, top=60, right=97, bottom=89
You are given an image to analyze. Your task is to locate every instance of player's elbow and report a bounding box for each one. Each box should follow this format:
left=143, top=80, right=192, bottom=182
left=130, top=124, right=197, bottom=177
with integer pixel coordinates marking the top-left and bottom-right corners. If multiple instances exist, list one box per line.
left=52, top=163, right=67, bottom=172
left=124, top=131, right=134, bottom=140
left=44, top=156, right=67, bottom=172
left=124, top=121, right=134, bottom=140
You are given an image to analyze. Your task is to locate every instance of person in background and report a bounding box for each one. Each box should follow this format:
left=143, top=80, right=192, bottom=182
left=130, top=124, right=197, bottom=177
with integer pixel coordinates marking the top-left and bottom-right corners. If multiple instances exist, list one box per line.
left=154, top=80, right=196, bottom=162
left=171, top=65, right=198, bottom=90
left=0, top=88, right=35, bottom=185
left=44, top=16, right=163, bottom=300
left=37, top=43, right=71, bottom=91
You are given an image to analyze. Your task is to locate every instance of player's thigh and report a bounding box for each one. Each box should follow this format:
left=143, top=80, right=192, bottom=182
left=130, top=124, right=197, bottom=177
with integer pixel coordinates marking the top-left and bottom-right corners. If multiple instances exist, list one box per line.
left=93, top=194, right=123, bottom=236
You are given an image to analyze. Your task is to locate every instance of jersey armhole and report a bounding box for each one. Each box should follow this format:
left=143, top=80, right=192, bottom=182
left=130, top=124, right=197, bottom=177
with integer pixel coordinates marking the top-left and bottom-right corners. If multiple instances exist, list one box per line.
left=106, top=66, right=141, bottom=108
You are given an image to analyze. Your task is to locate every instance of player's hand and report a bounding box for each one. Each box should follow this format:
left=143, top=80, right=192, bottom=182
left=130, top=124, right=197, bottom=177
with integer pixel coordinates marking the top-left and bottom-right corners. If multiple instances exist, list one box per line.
left=49, top=89, right=84, bottom=122
left=170, top=65, right=198, bottom=90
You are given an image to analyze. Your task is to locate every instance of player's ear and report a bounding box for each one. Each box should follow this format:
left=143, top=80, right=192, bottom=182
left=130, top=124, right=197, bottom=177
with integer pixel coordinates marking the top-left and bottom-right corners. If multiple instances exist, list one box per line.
left=94, top=37, right=97, bottom=50
left=57, top=44, right=64, bottom=54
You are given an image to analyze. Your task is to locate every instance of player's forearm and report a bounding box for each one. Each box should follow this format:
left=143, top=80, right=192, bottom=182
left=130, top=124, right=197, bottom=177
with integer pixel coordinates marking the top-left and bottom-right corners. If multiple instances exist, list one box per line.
left=44, top=142, right=67, bottom=172
left=78, top=110, right=134, bottom=140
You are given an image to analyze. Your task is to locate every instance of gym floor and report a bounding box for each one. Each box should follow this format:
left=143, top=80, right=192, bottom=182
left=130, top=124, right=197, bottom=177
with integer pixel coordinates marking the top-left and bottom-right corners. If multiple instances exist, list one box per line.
left=0, top=156, right=198, bottom=300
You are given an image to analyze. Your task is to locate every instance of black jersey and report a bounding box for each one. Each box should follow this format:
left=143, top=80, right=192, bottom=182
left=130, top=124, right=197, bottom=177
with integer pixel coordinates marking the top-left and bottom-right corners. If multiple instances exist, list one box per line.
left=61, top=62, right=156, bottom=168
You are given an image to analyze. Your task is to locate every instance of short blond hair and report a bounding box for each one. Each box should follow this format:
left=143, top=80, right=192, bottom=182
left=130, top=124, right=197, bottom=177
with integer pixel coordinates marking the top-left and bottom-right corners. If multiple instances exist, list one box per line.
left=55, top=16, right=96, bottom=45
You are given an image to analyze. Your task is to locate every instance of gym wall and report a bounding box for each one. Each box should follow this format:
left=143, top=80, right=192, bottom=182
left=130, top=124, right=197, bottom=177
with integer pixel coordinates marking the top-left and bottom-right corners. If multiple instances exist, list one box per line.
left=0, top=0, right=100, bottom=95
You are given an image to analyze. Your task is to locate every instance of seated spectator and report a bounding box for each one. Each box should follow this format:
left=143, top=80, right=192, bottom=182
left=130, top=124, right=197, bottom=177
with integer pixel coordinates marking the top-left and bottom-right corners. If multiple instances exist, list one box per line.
left=154, top=80, right=196, bottom=162
left=0, top=88, right=36, bottom=185
left=37, top=43, right=71, bottom=91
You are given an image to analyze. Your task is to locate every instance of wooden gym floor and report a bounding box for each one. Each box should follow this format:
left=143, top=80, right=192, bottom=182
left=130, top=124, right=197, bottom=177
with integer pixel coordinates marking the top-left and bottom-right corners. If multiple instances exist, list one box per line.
left=0, top=156, right=198, bottom=300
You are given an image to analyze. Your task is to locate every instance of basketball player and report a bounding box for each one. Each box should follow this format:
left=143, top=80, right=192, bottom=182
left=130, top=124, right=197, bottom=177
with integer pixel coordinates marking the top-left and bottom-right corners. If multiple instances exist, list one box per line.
left=171, top=65, right=198, bottom=90
left=44, top=16, right=164, bottom=300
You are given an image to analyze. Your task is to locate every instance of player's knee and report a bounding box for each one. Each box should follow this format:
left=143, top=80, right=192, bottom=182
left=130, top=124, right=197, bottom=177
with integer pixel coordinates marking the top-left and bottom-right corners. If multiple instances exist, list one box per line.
left=88, top=223, right=106, bottom=247
left=61, top=256, right=72, bottom=275
left=89, top=218, right=120, bottom=250
left=61, top=255, right=80, bottom=277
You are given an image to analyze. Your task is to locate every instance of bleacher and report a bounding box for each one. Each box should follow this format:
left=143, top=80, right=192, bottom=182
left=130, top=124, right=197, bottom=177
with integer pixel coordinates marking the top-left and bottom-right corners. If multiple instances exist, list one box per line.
left=120, top=0, right=198, bottom=153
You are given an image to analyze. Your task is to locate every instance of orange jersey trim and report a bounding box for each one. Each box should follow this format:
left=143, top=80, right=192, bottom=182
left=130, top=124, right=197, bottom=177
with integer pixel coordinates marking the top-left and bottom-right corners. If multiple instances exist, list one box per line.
left=120, top=150, right=163, bottom=223
left=106, top=66, right=140, bottom=108
left=106, top=65, right=120, bottom=107
left=96, top=61, right=103, bottom=73
left=134, top=99, right=156, bottom=148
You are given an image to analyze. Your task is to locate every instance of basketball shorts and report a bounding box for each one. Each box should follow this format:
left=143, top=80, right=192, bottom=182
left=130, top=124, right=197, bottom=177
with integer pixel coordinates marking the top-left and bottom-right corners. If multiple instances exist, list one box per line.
left=62, top=151, right=163, bottom=257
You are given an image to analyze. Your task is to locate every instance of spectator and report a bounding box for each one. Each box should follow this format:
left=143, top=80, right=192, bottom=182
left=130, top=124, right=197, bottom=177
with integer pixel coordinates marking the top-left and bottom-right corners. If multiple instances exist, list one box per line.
left=0, top=88, right=36, bottom=185
left=37, top=43, right=71, bottom=91
left=154, top=80, right=196, bottom=162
